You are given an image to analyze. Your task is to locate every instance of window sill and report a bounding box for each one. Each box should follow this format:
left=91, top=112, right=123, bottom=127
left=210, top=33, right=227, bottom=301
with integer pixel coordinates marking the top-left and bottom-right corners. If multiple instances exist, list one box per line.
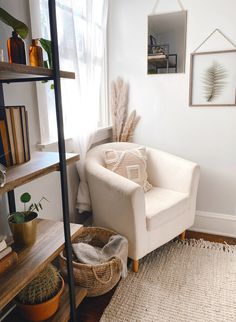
left=37, top=125, right=112, bottom=151
left=93, top=125, right=112, bottom=144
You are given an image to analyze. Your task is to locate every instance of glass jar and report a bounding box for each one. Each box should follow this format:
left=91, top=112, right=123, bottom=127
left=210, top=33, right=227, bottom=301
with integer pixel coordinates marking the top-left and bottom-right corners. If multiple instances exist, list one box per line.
left=29, top=39, right=43, bottom=67
left=7, top=31, right=26, bottom=65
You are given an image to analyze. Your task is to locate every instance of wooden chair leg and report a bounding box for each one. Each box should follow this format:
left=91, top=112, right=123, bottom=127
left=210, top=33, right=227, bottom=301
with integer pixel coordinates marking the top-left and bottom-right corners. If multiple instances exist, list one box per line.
left=132, top=260, right=139, bottom=273
left=179, top=230, right=186, bottom=241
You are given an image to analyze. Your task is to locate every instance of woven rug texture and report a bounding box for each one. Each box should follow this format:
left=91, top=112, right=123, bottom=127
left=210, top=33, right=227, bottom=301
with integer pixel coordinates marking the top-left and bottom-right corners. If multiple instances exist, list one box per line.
left=101, top=239, right=236, bottom=322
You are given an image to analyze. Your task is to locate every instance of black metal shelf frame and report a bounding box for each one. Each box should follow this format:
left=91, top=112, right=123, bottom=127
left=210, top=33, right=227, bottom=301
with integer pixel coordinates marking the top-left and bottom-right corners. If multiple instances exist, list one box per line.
left=1, top=76, right=53, bottom=83
left=48, top=1, right=76, bottom=320
left=0, top=0, right=77, bottom=320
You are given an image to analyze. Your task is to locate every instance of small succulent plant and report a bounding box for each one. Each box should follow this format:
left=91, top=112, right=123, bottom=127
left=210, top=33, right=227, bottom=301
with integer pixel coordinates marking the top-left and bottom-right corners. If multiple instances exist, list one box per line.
left=16, top=265, right=62, bottom=304
left=10, top=192, right=48, bottom=224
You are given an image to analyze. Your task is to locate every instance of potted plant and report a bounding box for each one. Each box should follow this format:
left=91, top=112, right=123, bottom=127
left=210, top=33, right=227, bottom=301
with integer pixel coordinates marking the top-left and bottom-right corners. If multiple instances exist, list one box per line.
left=16, top=264, right=65, bottom=321
left=8, top=192, right=47, bottom=246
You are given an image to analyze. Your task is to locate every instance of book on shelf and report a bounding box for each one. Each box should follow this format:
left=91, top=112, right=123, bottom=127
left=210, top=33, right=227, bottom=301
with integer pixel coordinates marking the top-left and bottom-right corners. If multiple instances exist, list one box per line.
left=5, top=108, right=16, bottom=165
left=5, top=234, right=14, bottom=247
left=0, top=132, right=6, bottom=167
left=0, top=236, right=13, bottom=261
left=10, top=106, right=25, bottom=164
left=0, top=107, right=12, bottom=167
left=20, top=108, right=30, bottom=162
left=0, top=239, right=7, bottom=252
left=0, top=251, right=18, bottom=275
left=0, top=106, right=31, bottom=167
left=0, top=235, right=6, bottom=242
left=0, top=246, right=12, bottom=260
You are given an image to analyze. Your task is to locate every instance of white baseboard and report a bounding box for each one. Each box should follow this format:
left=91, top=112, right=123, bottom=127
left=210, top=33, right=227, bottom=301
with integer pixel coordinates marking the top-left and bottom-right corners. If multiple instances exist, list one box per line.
left=190, top=211, right=236, bottom=238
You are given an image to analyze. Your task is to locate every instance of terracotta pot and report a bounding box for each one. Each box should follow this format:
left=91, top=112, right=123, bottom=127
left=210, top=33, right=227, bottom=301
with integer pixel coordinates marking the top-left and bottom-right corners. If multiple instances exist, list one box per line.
left=17, top=276, right=64, bottom=322
left=8, top=212, right=38, bottom=246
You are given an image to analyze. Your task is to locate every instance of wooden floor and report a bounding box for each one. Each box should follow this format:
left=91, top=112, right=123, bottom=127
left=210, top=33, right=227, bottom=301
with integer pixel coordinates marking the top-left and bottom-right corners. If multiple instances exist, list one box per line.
left=77, top=230, right=236, bottom=322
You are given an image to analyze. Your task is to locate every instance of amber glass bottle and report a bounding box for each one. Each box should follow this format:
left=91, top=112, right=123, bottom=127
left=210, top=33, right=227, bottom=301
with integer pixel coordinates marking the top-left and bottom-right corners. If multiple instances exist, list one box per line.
left=7, top=31, right=26, bottom=64
left=29, top=39, right=43, bottom=67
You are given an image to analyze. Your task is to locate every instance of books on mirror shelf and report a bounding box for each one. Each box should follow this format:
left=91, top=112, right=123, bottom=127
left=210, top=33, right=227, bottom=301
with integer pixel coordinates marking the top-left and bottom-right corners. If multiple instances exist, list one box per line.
left=0, top=105, right=30, bottom=168
left=0, top=235, right=18, bottom=276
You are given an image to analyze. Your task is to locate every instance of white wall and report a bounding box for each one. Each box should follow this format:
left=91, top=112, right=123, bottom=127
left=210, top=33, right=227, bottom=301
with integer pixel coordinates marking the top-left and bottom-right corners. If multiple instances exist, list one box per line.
left=0, top=0, right=79, bottom=234
left=108, top=0, right=236, bottom=222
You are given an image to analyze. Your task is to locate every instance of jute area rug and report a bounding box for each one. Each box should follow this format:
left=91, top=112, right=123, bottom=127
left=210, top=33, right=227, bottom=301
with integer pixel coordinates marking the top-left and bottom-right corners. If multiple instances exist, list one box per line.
left=101, top=239, right=236, bottom=322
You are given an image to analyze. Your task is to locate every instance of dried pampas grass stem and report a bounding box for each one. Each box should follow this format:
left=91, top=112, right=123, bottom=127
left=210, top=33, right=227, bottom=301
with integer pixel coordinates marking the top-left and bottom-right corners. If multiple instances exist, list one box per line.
left=111, top=77, right=140, bottom=142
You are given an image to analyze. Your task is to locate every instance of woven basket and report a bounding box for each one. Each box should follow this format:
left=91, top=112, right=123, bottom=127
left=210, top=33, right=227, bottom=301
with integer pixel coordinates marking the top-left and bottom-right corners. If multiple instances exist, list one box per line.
left=59, top=227, right=123, bottom=297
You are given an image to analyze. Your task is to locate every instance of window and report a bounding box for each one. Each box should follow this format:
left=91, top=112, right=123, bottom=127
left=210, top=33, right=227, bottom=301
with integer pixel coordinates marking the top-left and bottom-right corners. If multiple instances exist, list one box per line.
left=30, top=0, right=109, bottom=144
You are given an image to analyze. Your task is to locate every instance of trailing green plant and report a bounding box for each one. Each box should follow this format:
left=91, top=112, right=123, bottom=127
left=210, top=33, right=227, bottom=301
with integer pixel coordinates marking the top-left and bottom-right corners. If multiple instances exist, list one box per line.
left=10, top=192, right=48, bottom=224
left=202, top=61, right=227, bottom=102
left=16, top=264, right=62, bottom=304
left=0, top=8, right=28, bottom=39
left=39, top=38, right=54, bottom=89
left=39, top=38, right=52, bottom=69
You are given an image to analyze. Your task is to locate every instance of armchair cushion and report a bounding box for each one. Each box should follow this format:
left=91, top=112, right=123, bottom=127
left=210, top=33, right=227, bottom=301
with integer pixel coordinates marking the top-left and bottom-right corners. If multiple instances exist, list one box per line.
left=104, top=147, right=152, bottom=192
left=145, top=187, right=189, bottom=231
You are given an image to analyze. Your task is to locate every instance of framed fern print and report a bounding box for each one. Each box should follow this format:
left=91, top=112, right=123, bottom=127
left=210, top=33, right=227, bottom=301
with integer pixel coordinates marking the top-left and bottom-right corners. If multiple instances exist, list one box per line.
left=189, top=50, right=236, bottom=106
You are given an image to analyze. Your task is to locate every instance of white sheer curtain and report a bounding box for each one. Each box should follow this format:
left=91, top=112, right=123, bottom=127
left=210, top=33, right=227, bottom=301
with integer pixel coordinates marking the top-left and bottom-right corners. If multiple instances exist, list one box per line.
left=31, top=0, right=108, bottom=212
left=68, top=0, right=108, bottom=212
left=70, top=0, right=109, bottom=212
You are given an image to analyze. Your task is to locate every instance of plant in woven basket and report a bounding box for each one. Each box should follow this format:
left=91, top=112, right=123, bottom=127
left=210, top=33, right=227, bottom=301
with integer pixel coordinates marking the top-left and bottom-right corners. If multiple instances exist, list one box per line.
left=16, top=264, right=61, bottom=305
left=111, top=77, right=140, bottom=142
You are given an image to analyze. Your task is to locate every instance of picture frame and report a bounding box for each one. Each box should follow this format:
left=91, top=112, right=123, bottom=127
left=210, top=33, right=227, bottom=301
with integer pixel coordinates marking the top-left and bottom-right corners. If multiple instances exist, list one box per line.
left=189, top=49, right=236, bottom=107
left=147, top=11, right=187, bottom=75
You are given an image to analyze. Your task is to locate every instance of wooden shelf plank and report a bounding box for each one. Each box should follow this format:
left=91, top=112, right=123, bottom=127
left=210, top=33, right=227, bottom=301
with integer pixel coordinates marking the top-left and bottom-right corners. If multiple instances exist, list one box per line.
left=0, top=219, right=83, bottom=310
left=50, top=285, right=87, bottom=322
left=0, top=62, right=75, bottom=81
left=0, top=152, right=79, bottom=195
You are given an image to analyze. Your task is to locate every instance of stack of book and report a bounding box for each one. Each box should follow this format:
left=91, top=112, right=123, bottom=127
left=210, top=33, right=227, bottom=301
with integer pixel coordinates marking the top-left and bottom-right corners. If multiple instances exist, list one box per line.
left=0, top=105, right=30, bottom=167
left=0, top=236, right=18, bottom=276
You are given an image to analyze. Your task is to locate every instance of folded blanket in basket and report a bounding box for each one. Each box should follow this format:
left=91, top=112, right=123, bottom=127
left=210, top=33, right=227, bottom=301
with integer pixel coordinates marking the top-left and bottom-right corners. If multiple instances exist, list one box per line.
left=72, top=235, right=128, bottom=278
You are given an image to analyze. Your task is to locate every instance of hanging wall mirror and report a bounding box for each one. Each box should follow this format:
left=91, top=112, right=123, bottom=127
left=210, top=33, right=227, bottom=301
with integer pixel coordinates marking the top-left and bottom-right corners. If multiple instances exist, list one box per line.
left=147, top=11, right=187, bottom=75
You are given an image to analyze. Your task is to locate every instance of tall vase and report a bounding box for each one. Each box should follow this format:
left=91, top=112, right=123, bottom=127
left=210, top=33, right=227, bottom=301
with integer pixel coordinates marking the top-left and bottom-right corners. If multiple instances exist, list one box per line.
left=7, top=31, right=26, bottom=65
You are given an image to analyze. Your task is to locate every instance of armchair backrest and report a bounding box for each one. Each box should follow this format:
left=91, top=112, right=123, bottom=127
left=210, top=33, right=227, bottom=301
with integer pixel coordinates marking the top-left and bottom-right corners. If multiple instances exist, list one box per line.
left=87, top=143, right=199, bottom=195
left=86, top=142, right=141, bottom=166
left=146, top=147, right=199, bottom=193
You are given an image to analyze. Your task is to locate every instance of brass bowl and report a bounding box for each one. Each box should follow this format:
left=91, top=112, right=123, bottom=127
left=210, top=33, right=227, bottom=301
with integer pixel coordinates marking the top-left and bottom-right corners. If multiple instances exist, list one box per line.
left=9, top=213, right=38, bottom=246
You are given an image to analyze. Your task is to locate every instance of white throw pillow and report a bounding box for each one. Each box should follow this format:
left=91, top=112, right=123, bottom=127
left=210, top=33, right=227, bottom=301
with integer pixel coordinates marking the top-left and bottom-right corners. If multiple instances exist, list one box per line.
left=103, top=147, right=152, bottom=192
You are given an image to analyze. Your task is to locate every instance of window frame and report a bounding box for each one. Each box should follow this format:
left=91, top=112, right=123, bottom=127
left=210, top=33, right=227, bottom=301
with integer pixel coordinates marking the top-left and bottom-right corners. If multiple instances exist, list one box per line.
left=29, top=0, right=110, bottom=145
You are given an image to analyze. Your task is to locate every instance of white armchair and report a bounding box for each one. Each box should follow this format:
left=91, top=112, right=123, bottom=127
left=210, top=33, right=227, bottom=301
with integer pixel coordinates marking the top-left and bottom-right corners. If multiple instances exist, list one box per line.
left=85, top=143, right=200, bottom=272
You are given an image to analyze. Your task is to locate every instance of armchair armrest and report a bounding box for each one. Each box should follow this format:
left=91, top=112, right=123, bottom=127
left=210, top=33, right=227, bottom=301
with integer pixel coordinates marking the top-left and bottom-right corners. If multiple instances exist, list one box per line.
left=147, top=148, right=200, bottom=194
left=85, top=161, right=147, bottom=259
